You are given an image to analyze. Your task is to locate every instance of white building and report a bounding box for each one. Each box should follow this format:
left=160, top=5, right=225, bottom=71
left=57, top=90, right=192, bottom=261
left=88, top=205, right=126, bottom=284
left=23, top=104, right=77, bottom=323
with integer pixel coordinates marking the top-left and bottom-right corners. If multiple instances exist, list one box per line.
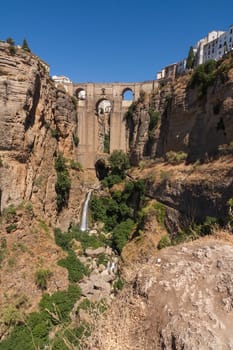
left=195, top=30, right=225, bottom=65
left=176, top=58, right=187, bottom=75
left=156, top=23, right=233, bottom=81
left=203, top=24, right=233, bottom=63
left=52, top=75, right=72, bottom=84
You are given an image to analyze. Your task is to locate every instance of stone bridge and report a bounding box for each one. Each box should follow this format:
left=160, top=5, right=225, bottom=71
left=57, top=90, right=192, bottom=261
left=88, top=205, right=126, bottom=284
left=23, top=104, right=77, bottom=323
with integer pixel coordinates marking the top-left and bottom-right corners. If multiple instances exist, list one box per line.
left=60, top=81, right=157, bottom=168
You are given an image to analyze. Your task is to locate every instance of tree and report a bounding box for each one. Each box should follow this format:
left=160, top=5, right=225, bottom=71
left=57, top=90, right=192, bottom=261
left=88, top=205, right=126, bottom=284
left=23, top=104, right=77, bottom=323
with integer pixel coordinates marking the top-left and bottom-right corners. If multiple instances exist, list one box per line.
left=6, top=37, right=15, bottom=45
left=186, top=46, right=195, bottom=69
left=109, top=150, right=130, bottom=178
left=22, top=38, right=31, bottom=52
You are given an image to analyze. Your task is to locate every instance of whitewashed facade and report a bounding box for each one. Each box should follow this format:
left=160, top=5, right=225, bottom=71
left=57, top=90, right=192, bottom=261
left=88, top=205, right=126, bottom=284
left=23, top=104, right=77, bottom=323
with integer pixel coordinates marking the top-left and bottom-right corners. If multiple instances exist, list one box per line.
left=156, top=24, right=233, bottom=81
left=203, top=24, right=233, bottom=63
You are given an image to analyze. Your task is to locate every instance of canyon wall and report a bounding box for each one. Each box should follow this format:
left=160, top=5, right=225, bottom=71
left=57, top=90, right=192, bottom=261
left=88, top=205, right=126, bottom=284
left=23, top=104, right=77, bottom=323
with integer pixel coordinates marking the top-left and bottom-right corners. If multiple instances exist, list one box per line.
left=0, top=42, right=82, bottom=229
left=128, top=52, right=233, bottom=163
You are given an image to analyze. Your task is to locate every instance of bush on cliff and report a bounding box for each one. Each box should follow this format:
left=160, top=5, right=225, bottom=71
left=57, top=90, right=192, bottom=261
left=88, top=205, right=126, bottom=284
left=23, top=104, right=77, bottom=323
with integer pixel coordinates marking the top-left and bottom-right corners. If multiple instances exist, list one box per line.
left=55, top=154, right=71, bottom=212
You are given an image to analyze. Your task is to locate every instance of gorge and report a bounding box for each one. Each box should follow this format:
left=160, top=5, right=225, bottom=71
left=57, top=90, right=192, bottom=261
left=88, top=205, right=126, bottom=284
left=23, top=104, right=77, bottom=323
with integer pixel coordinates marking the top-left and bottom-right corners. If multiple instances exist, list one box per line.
left=1, top=40, right=233, bottom=349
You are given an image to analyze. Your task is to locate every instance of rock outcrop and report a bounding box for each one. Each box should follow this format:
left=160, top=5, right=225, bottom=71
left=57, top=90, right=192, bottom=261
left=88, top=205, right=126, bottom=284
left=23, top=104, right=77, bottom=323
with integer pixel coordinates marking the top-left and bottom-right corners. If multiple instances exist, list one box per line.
left=128, top=52, right=233, bottom=164
left=87, top=239, right=233, bottom=350
left=0, top=42, right=81, bottom=228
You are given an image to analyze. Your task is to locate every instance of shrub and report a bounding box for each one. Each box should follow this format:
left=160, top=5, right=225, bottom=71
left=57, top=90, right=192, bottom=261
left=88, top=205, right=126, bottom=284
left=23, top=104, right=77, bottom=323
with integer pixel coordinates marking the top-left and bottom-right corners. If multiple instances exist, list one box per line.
left=58, top=251, right=89, bottom=282
left=109, top=150, right=130, bottom=178
left=6, top=223, right=17, bottom=233
left=39, top=284, right=81, bottom=323
left=55, top=154, right=71, bottom=212
left=165, top=151, right=187, bottom=164
left=50, top=128, right=60, bottom=139
left=6, top=37, right=15, bottom=45
left=2, top=305, right=22, bottom=326
left=101, top=174, right=122, bottom=188
left=153, top=201, right=166, bottom=226
left=157, top=234, right=171, bottom=249
left=71, top=96, right=77, bottom=109
left=35, top=269, right=52, bottom=290
left=8, top=45, right=16, bottom=55
left=70, top=159, right=82, bottom=170
left=104, top=133, right=110, bottom=153
left=112, top=219, right=134, bottom=253
left=148, top=110, right=160, bottom=137
left=189, top=59, right=217, bottom=97
left=73, top=134, right=79, bottom=146
left=113, top=277, right=124, bottom=291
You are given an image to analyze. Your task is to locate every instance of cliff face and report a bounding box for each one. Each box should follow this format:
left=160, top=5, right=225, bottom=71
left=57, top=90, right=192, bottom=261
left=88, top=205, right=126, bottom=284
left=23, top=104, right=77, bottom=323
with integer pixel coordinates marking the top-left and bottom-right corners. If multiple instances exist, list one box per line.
left=128, top=52, right=233, bottom=163
left=0, top=42, right=81, bottom=228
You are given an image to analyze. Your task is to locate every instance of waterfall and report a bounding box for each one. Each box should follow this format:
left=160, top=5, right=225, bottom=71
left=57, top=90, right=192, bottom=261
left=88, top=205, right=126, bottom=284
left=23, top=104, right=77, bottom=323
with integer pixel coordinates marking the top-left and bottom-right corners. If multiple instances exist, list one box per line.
left=80, top=190, right=92, bottom=232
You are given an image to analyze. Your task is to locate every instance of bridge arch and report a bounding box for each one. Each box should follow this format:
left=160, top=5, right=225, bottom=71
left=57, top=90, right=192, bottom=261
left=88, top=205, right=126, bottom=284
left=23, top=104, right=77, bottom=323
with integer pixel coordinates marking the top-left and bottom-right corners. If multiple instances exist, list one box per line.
left=122, top=88, right=134, bottom=101
left=75, top=88, right=86, bottom=100
left=96, top=98, right=112, bottom=116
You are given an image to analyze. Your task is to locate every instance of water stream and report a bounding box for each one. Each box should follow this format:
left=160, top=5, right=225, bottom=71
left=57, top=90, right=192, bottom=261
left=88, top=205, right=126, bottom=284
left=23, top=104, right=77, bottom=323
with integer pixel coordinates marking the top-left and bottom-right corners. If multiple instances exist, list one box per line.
left=80, top=190, right=92, bottom=231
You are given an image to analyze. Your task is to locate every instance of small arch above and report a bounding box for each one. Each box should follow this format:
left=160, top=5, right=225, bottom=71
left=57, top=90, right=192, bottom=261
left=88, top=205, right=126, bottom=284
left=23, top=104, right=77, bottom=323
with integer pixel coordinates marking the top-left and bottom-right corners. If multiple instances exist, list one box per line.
left=122, top=88, right=134, bottom=101
left=76, top=88, right=86, bottom=100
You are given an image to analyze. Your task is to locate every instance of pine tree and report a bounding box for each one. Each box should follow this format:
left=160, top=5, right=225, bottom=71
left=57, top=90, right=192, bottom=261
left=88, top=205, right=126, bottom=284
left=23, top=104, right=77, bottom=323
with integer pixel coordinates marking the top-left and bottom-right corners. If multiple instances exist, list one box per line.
left=22, top=38, right=31, bottom=52
left=186, top=46, right=195, bottom=69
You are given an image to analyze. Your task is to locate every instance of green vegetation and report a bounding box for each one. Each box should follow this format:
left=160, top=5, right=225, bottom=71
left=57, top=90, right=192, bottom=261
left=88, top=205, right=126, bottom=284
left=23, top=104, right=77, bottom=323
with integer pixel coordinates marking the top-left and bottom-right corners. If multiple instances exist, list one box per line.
left=189, top=59, right=217, bottom=97
left=54, top=226, right=106, bottom=252
left=186, top=46, right=195, bottom=69
left=55, top=154, right=71, bottom=212
left=90, top=180, right=145, bottom=252
left=100, top=150, right=130, bottom=188
left=112, top=219, right=134, bottom=253
left=21, top=38, right=31, bottom=52
left=6, top=223, right=17, bottom=233
left=3, top=205, right=17, bottom=222
left=165, top=150, right=187, bottom=165
left=113, top=277, right=124, bottom=291
left=50, top=128, right=60, bottom=139
left=71, top=96, right=77, bottom=109
left=73, top=134, right=79, bottom=146
left=148, top=109, right=160, bottom=139
left=104, top=133, right=110, bottom=153
left=34, top=269, right=52, bottom=290
left=153, top=201, right=166, bottom=226
left=58, top=250, right=89, bottom=282
left=0, top=285, right=82, bottom=350
left=158, top=216, right=218, bottom=249
left=109, top=150, right=130, bottom=178
left=70, top=159, right=82, bottom=171
left=6, top=37, right=15, bottom=45
left=157, top=234, right=171, bottom=249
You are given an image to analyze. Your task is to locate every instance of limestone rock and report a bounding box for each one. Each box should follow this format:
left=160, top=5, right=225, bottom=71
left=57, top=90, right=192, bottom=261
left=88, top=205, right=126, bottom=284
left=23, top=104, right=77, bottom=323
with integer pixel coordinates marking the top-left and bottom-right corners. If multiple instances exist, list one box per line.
left=85, top=247, right=106, bottom=257
left=88, top=240, right=233, bottom=350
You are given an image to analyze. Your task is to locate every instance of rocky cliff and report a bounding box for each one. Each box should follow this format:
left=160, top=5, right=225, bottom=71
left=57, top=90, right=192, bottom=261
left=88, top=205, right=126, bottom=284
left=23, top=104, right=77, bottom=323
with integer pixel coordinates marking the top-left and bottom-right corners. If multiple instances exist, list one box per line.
left=128, top=52, right=233, bottom=163
left=0, top=42, right=84, bottom=229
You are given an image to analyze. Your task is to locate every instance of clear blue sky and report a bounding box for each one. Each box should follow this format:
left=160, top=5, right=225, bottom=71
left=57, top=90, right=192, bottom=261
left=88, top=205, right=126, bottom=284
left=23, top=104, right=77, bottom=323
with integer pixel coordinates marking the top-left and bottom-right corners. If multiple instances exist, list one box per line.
left=1, top=0, right=233, bottom=82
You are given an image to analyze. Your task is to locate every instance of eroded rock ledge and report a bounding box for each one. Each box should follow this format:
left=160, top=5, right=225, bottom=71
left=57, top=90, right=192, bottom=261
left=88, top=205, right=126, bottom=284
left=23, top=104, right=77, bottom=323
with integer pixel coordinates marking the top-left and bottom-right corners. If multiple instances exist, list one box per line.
left=88, top=239, right=233, bottom=350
